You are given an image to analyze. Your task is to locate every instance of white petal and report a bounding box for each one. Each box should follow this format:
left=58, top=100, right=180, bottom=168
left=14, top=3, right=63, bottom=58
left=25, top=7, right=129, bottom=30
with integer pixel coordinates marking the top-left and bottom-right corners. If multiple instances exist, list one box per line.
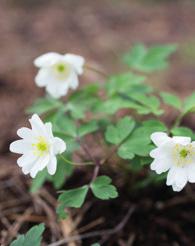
left=172, top=136, right=191, bottom=145
left=150, top=157, right=172, bottom=174
left=45, top=122, right=53, bottom=139
left=187, top=164, right=195, bottom=183
left=67, top=71, right=79, bottom=90
left=64, top=54, right=85, bottom=75
left=29, top=114, right=47, bottom=136
left=151, top=132, right=170, bottom=147
left=34, top=52, right=61, bottom=67
left=30, top=155, right=50, bottom=178
left=166, top=167, right=187, bottom=191
left=46, top=81, right=69, bottom=99
left=172, top=183, right=183, bottom=192
left=35, top=68, right=50, bottom=87
left=10, top=140, right=31, bottom=154
left=150, top=141, right=173, bottom=158
left=47, top=156, right=57, bottom=175
left=53, top=137, right=66, bottom=154
left=17, top=152, right=37, bottom=167
left=21, top=156, right=38, bottom=175
left=17, top=127, right=33, bottom=139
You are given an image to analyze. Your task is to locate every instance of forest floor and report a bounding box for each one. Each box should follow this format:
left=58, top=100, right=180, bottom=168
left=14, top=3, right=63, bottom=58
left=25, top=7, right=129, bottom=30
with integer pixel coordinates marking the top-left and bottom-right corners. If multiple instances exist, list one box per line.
left=0, top=0, right=195, bottom=245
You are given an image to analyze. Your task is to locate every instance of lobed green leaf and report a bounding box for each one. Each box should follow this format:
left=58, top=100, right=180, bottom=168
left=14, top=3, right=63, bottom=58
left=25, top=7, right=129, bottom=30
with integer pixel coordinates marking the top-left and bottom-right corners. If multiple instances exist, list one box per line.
left=160, top=92, right=182, bottom=110
left=57, top=185, right=89, bottom=219
left=91, top=176, right=118, bottom=200
left=123, top=44, right=177, bottom=72
left=105, top=117, right=135, bottom=144
left=10, top=223, right=45, bottom=246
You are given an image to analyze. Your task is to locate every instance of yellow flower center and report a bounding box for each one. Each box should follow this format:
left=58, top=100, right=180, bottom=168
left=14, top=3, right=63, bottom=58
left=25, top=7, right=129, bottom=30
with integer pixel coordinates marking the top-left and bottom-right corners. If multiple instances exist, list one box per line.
left=179, top=149, right=188, bottom=158
left=53, top=62, right=71, bottom=79
left=32, top=136, right=49, bottom=156
left=172, top=144, right=195, bottom=167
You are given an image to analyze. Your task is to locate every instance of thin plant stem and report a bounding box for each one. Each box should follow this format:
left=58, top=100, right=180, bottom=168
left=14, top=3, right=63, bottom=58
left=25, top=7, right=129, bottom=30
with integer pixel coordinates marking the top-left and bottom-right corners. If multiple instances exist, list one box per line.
left=59, top=154, right=94, bottom=166
left=171, top=112, right=185, bottom=130
left=77, top=137, right=101, bottom=183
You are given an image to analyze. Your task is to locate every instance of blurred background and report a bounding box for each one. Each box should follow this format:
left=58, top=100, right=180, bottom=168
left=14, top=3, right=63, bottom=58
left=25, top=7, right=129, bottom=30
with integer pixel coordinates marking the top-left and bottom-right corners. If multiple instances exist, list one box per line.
left=1, top=0, right=195, bottom=245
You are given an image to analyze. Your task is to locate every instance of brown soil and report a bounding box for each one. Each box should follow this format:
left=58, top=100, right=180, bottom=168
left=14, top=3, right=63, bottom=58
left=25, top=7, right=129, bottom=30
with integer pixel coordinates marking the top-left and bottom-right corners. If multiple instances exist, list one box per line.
left=0, top=0, right=195, bottom=245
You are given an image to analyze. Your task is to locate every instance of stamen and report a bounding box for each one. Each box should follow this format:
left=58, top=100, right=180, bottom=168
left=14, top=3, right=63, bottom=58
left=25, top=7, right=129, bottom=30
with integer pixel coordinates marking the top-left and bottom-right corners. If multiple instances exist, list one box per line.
left=32, top=136, right=49, bottom=156
left=53, top=62, right=71, bottom=79
left=57, top=64, right=65, bottom=73
left=172, top=144, right=194, bottom=167
left=180, top=149, right=188, bottom=158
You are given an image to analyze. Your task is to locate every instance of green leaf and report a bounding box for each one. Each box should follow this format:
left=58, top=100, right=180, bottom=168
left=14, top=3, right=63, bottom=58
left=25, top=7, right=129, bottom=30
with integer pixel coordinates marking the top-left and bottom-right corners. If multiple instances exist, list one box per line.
left=142, top=119, right=167, bottom=131
left=118, top=137, right=153, bottom=160
left=127, top=94, right=163, bottom=115
left=105, top=117, right=135, bottom=144
left=123, top=44, right=177, bottom=72
left=78, top=121, right=99, bottom=137
left=10, top=223, right=45, bottom=246
left=123, top=44, right=147, bottom=68
left=95, top=97, right=132, bottom=115
left=171, top=127, right=194, bottom=139
left=66, top=84, right=101, bottom=119
left=27, top=97, right=63, bottom=114
left=53, top=113, right=77, bottom=138
left=10, top=236, right=25, bottom=246
left=118, top=120, right=167, bottom=160
left=184, top=93, right=195, bottom=114
left=91, top=176, right=118, bottom=200
left=161, top=92, right=182, bottom=110
left=57, top=185, right=89, bottom=219
left=105, top=72, right=146, bottom=96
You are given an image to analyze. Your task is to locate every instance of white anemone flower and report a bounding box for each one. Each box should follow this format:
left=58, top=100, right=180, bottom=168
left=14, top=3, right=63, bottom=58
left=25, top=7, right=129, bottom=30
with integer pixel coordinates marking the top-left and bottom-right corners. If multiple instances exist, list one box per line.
left=34, top=52, right=85, bottom=98
left=150, top=132, right=195, bottom=192
left=10, top=114, right=66, bottom=178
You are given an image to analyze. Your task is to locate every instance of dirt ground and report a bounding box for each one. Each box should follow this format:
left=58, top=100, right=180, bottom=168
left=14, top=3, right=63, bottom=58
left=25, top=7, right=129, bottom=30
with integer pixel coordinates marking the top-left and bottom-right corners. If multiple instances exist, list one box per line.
left=0, top=0, right=195, bottom=245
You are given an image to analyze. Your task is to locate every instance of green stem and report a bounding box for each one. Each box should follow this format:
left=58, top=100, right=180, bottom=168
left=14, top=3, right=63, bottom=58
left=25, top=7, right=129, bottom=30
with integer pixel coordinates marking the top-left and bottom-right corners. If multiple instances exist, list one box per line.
left=59, top=154, right=94, bottom=166
left=172, top=112, right=185, bottom=130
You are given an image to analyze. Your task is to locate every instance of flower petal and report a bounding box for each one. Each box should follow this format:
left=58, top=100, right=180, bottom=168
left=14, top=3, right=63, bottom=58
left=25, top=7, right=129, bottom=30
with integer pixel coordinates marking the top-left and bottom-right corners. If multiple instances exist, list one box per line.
left=34, top=52, right=61, bottom=67
left=29, top=114, right=47, bottom=136
left=64, top=54, right=85, bottom=75
left=21, top=155, right=38, bottom=175
left=166, top=167, right=188, bottom=191
left=17, top=152, right=37, bottom=167
left=172, top=136, right=191, bottom=145
left=53, top=137, right=66, bottom=154
left=47, top=156, right=57, bottom=175
left=46, top=81, right=69, bottom=99
left=67, top=71, right=79, bottom=90
left=45, top=122, right=53, bottom=139
left=17, top=127, right=33, bottom=139
left=172, top=183, right=184, bottom=192
left=150, top=157, right=172, bottom=174
left=30, top=155, right=50, bottom=178
left=10, top=140, right=31, bottom=154
left=151, top=132, right=170, bottom=147
left=35, top=68, right=51, bottom=87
